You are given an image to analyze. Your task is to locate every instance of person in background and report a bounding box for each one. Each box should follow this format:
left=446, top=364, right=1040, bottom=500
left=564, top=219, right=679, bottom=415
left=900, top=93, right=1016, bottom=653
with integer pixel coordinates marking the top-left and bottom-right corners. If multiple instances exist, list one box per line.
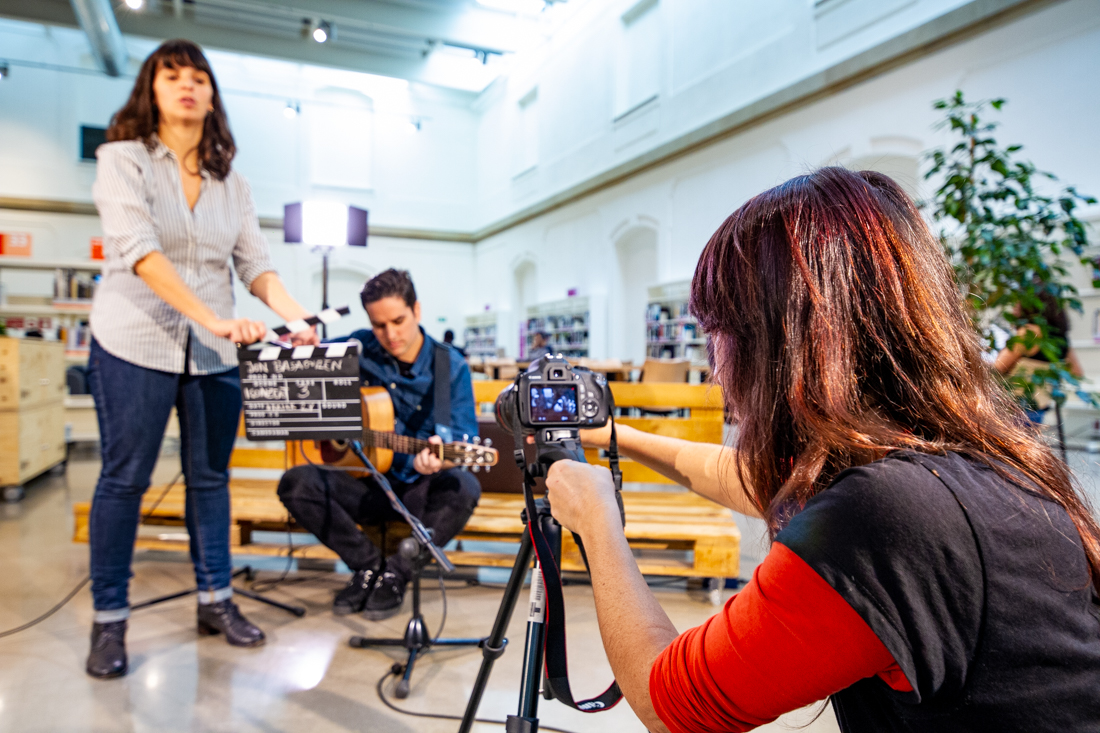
left=527, top=330, right=552, bottom=360
left=545, top=168, right=1100, bottom=732
left=277, top=269, right=481, bottom=619
left=993, top=290, right=1084, bottom=423
left=87, top=39, right=319, bottom=680
left=443, top=328, right=466, bottom=357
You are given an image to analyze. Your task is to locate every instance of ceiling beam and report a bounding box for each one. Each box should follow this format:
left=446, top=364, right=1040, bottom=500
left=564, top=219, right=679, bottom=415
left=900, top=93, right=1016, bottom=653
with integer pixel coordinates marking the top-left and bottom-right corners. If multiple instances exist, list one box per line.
left=0, top=0, right=440, bottom=82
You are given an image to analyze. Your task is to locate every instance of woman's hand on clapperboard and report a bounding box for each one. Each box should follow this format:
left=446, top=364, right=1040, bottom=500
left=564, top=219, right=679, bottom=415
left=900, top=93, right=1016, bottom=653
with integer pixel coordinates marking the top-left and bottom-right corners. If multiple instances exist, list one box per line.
left=210, top=317, right=268, bottom=345
left=290, top=326, right=320, bottom=347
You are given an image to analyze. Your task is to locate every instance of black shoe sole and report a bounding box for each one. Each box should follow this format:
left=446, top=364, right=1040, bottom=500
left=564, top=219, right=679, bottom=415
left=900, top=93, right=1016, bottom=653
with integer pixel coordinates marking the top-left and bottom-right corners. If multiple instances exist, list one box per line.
left=362, top=602, right=403, bottom=621
left=86, top=664, right=127, bottom=680
left=197, top=621, right=266, bottom=648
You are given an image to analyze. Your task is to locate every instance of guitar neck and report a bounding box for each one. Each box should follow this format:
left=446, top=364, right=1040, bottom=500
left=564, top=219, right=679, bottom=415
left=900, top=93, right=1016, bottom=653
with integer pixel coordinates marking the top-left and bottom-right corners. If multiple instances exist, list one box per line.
left=364, top=430, right=442, bottom=458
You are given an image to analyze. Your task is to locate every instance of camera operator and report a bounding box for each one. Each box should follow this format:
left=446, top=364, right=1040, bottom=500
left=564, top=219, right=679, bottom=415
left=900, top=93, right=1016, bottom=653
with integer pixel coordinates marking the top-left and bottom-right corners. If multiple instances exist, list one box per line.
left=277, top=269, right=480, bottom=619
left=544, top=168, right=1100, bottom=732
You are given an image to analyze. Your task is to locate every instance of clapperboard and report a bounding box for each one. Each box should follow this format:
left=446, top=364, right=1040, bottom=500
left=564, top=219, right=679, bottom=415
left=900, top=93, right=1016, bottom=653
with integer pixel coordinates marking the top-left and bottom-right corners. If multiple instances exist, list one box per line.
left=238, top=341, right=363, bottom=442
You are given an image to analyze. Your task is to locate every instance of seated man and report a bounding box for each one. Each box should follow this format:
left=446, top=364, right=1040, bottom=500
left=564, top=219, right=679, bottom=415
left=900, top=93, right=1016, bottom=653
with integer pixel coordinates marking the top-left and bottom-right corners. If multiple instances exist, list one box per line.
left=277, top=269, right=480, bottom=619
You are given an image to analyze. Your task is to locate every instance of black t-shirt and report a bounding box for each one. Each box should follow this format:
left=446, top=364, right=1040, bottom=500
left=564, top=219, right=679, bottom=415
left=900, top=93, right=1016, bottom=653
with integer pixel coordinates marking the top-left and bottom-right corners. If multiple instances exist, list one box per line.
left=776, top=451, right=1100, bottom=732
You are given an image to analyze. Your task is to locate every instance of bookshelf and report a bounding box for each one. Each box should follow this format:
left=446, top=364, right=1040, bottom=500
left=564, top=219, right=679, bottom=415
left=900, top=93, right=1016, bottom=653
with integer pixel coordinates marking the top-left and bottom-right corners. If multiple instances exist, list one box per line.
left=646, top=281, right=708, bottom=365
left=463, top=312, right=498, bottom=358
left=0, top=258, right=101, bottom=363
left=523, top=297, right=590, bottom=359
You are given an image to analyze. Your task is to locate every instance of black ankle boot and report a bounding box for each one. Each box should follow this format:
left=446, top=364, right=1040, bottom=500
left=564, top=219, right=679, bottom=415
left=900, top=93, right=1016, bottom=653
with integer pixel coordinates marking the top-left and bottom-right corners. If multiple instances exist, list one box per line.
left=363, top=571, right=408, bottom=621
left=333, top=567, right=378, bottom=616
left=197, top=600, right=265, bottom=647
left=86, top=620, right=128, bottom=679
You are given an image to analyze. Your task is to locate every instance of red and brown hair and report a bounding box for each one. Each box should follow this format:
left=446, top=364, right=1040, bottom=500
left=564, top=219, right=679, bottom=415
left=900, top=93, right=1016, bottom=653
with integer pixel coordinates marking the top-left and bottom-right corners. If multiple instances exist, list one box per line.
left=691, top=166, right=1100, bottom=592
left=107, top=39, right=235, bottom=181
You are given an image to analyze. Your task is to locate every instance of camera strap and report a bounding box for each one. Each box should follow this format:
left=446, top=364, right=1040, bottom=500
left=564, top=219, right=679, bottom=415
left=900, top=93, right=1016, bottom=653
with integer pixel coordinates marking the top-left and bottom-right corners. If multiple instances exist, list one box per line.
left=510, top=409, right=625, bottom=713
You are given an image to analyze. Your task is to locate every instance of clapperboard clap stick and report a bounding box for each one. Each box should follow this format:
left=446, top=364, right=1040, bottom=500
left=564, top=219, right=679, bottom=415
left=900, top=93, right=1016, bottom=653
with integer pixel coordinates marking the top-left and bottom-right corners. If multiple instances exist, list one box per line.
left=263, top=305, right=352, bottom=345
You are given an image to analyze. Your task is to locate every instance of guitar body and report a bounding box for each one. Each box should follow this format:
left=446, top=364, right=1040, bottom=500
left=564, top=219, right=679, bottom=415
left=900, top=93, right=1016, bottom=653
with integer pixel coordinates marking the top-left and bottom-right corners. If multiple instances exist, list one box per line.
left=288, top=386, right=498, bottom=475
left=292, top=386, right=394, bottom=475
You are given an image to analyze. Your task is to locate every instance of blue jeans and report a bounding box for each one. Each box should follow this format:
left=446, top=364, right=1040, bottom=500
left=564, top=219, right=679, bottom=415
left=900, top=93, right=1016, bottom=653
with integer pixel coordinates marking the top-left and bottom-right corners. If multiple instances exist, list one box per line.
left=87, top=338, right=241, bottom=611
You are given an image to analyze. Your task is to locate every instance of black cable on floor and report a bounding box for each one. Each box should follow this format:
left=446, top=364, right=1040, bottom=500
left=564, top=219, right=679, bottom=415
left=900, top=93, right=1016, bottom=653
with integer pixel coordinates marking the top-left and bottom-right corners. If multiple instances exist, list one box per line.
left=0, top=575, right=90, bottom=639
left=375, top=666, right=578, bottom=733
left=0, top=470, right=186, bottom=640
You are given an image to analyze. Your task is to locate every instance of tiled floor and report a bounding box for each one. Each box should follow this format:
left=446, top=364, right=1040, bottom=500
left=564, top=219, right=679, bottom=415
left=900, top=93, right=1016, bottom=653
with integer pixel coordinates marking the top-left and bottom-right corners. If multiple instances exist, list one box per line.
left=0, top=449, right=843, bottom=733
left=5, top=445, right=1100, bottom=733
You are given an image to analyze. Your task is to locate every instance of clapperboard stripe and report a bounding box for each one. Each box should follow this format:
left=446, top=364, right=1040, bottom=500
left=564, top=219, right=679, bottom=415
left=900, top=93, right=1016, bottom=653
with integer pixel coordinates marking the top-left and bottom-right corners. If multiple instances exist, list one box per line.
left=264, top=306, right=351, bottom=343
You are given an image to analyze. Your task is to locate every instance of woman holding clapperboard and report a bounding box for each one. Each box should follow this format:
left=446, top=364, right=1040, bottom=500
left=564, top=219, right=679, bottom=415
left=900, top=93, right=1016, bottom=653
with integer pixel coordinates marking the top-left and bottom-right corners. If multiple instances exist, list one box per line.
left=85, top=40, right=319, bottom=679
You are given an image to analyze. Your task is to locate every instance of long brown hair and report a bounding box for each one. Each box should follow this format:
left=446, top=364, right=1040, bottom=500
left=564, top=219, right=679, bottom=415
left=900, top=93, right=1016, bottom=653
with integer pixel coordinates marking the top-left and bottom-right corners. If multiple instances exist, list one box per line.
left=691, top=166, right=1100, bottom=593
left=107, top=39, right=235, bottom=181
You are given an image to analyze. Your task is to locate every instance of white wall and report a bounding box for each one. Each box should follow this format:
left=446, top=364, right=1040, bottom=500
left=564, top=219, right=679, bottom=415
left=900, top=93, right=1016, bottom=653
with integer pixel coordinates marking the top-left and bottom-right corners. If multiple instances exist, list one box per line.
left=471, top=0, right=1100, bottom=373
left=473, top=0, right=987, bottom=226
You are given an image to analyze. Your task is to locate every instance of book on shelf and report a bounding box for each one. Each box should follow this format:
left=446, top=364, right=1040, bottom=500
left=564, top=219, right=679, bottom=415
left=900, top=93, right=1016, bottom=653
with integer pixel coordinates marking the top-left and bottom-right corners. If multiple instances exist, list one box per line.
left=54, top=268, right=100, bottom=303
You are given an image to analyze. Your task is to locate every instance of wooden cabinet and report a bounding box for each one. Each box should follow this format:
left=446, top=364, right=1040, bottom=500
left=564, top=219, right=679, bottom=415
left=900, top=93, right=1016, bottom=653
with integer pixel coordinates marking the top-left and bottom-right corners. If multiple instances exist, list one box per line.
left=0, top=337, right=66, bottom=490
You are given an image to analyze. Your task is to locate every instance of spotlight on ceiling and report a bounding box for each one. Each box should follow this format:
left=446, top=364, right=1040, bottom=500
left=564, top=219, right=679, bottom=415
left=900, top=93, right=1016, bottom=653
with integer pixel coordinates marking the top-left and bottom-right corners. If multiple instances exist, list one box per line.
left=124, top=0, right=144, bottom=9
left=313, top=21, right=332, bottom=43
left=407, top=117, right=422, bottom=133
left=283, top=101, right=300, bottom=119
left=0, top=63, right=8, bottom=81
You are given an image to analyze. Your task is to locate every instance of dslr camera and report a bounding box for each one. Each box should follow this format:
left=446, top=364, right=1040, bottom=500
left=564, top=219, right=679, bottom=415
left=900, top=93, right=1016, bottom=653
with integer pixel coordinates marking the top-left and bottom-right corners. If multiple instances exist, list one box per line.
left=495, top=355, right=612, bottom=468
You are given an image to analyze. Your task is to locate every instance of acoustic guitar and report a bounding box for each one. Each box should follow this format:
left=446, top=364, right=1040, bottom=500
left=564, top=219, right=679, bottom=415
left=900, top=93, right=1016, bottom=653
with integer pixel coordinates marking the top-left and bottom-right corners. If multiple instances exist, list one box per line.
left=289, top=386, right=498, bottom=476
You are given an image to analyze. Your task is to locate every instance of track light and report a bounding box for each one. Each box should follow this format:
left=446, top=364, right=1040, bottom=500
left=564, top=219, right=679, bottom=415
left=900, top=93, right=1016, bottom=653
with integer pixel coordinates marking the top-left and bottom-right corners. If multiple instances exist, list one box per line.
left=407, top=117, right=422, bottom=133
left=0, top=63, right=8, bottom=81
left=283, top=101, right=300, bottom=119
left=313, top=21, right=332, bottom=43
left=124, top=0, right=144, bottom=9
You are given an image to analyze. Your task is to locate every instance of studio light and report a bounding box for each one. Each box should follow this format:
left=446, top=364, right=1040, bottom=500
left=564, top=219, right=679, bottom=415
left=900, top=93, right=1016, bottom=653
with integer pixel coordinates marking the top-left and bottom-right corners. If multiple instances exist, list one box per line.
left=0, top=63, right=8, bottom=81
left=407, top=117, right=422, bottom=133
left=283, top=101, right=300, bottom=119
left=124, top=0, right=144, bottom=9
left=313, top=21, right=331, bottom=43
left=283, top=201, right=368, bottom=336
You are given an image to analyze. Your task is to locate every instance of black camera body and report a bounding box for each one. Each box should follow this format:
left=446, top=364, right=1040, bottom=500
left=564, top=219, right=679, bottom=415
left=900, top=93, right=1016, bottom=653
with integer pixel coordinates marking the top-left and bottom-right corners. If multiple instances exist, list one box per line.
left=495, top=355, right=612, bottom=467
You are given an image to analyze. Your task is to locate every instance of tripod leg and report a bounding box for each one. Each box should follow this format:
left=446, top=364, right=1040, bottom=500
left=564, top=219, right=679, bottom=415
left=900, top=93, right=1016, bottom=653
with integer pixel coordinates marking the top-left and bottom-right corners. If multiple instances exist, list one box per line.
left=458, top=530, right=535, bottom=733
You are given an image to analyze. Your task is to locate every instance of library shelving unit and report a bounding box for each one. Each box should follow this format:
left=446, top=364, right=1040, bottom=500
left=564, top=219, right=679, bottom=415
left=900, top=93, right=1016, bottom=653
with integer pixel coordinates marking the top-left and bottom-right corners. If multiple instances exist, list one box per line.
left=523, top=297, right=591, bottom=359
left=463, top=311, right=498, bottom=358
left=646, top=281, right=708, bottom=365
left=0, top=258, right=101, bottom=365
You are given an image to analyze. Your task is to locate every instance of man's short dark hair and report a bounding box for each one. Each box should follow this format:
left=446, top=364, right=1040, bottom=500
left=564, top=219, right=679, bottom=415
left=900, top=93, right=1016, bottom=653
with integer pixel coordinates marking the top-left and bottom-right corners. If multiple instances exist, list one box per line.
left=361, top=268, right=417, bottom=309
left=443, top=329, right=455, bottom=343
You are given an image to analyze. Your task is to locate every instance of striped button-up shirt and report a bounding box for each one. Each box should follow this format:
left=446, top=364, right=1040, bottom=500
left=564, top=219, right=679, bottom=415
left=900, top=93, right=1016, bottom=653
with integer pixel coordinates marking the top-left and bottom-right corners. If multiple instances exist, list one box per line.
left=91, top=138, right=275, bottom=375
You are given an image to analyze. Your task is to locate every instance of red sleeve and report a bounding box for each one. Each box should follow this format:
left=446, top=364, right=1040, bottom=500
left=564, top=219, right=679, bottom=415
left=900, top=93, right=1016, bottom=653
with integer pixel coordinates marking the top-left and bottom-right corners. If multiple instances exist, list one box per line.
left=649, top=542, right=912, bottom=733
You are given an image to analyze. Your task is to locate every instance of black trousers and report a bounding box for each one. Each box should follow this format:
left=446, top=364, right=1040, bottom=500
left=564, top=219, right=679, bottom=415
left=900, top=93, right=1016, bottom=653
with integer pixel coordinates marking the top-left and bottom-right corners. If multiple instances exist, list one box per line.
left=277, top=465, right=481, bottom=579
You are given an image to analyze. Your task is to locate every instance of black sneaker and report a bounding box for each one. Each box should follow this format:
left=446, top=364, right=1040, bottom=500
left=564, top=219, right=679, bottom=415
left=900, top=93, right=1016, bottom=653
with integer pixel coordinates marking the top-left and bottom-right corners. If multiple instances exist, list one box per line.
left=363, top=571, right=407, bottom=620
left=86, top=619, right=128, bottom=679
left=333, top=568, right=377, bottom=616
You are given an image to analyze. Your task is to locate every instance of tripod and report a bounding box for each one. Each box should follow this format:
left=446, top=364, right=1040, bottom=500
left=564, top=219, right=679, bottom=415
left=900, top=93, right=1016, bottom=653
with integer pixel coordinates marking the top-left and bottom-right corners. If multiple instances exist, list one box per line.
left=132, top=566, right=306, bottom=617
left=348, top=532, right=484, bottom=698
left=459, top=497, right=561, bottom=733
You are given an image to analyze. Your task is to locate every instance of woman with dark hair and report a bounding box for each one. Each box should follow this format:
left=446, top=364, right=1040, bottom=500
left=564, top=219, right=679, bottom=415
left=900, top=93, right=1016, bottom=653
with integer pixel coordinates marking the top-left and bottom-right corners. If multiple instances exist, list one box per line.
left=86, top=39, right=318, bottom=679
left=545, top=167, right=1100, bottom=731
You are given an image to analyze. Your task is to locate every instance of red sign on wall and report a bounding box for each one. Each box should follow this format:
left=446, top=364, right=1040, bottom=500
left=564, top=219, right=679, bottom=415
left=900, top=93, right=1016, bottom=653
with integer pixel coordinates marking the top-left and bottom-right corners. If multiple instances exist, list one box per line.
left=91, top=237, right=104, bottom=260
left=0, top=232, right=32, bottom=257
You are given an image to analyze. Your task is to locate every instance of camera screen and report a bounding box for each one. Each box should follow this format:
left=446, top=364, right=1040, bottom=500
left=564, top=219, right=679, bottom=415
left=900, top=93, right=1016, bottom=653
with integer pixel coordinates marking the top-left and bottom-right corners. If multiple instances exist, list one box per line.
left=529, top=384, right=578, bottom=423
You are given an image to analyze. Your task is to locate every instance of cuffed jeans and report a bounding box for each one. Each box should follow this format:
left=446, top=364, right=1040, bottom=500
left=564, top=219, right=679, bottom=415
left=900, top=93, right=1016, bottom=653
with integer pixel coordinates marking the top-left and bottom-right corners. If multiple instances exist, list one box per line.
left=87, top=338, right=241, bottom=612
left=277, top=464, right=481, bottom=580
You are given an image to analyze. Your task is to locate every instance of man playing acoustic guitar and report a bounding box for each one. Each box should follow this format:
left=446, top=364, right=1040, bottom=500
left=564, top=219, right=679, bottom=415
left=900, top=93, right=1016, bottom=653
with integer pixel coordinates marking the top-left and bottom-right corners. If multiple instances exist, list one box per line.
left=277, top=269, right=481, bottom=619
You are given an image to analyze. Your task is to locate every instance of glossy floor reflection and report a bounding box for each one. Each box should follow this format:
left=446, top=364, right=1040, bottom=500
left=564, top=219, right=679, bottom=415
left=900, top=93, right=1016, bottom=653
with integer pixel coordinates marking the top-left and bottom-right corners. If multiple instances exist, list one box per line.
left=38, top=444, right=1100, bottom=731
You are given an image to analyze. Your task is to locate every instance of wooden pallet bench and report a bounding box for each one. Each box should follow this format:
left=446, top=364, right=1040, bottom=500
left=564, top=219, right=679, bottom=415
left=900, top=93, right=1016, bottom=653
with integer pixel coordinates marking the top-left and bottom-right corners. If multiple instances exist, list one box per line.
left=71, top=381, right=739, bottom=583
left=72, top=480, right=738, bottom=578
